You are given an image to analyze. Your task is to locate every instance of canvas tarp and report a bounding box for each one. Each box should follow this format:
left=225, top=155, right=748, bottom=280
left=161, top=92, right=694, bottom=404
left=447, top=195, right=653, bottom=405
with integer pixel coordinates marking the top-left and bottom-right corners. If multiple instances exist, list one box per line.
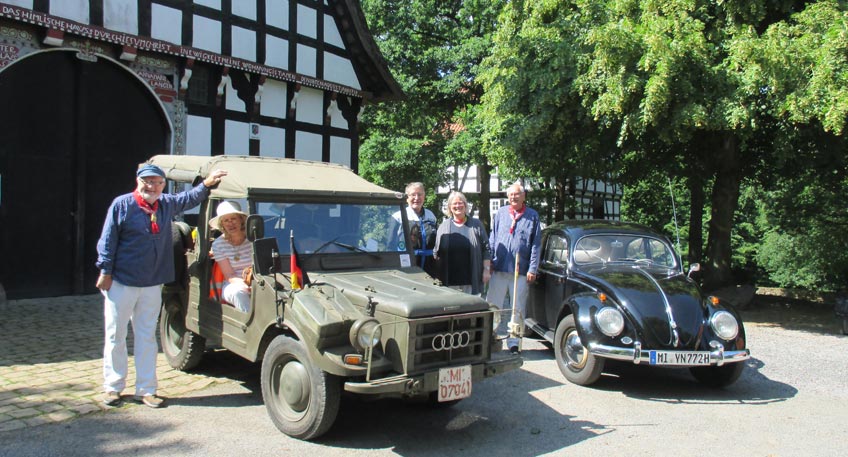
left=146, top=155, right=402, bottom=200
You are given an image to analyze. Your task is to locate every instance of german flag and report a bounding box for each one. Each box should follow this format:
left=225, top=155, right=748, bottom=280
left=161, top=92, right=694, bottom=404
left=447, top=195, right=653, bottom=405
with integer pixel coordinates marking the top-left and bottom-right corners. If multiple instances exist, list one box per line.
left=290, top=232, right=310, bottom=289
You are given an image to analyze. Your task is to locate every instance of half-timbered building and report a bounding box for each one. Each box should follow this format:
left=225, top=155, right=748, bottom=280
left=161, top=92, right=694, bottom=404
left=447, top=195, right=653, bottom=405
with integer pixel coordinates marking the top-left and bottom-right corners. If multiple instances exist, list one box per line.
left=0, top=0, right=402, bottom=299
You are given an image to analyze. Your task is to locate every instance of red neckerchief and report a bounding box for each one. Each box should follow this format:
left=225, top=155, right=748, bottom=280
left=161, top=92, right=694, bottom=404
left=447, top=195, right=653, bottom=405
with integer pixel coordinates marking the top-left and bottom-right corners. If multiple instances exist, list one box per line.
left=508, top=204, right=525, bottom=234
left=133, top=190, right=160, bottom=234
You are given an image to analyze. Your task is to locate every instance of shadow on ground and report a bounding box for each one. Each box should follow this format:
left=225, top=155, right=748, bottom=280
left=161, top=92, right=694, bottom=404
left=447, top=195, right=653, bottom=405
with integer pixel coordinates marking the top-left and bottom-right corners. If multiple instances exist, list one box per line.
left=741, top=295, right=843, bottom=336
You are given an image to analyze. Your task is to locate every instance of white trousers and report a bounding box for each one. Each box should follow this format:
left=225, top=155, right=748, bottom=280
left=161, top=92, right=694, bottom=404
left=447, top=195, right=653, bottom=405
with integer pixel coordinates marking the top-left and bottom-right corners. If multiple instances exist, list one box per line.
left=102, top=280, right=161, bottom=396
left=486, top=270, right=529, bottom=325
left=223, top=282, right=250, bottom=313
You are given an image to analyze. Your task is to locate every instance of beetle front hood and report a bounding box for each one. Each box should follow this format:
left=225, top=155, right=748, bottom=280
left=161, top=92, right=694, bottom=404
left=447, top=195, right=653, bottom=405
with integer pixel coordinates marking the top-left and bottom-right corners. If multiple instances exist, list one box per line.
left=578, top=265, right=705, bottom=348
left=317, top=269, right=490, bottom=318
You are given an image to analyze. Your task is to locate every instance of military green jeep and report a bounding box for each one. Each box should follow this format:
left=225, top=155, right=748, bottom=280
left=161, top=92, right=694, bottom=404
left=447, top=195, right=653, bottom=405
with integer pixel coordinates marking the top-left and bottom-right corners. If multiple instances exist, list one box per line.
left=154, top=155, right=522, bottom=440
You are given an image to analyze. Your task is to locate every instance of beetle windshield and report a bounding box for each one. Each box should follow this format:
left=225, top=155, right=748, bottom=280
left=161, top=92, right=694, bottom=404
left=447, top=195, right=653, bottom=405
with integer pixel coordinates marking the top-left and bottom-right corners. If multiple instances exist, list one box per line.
left=573, top=234, right=677, bottom=269
left=254, top=201, right=405, bottom=255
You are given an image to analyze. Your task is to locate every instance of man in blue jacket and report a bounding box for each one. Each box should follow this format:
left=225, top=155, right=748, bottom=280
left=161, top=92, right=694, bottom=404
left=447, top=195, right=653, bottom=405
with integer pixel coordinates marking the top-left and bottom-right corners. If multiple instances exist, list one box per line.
left=96, top=163, right=226, bottom=408
left=487, top=182, right=542, bottom=353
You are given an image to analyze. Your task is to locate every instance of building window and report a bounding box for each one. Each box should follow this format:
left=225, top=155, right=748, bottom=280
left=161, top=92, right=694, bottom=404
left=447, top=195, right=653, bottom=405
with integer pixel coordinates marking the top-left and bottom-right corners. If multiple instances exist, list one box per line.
left=187, top=65, right=212, bottom=106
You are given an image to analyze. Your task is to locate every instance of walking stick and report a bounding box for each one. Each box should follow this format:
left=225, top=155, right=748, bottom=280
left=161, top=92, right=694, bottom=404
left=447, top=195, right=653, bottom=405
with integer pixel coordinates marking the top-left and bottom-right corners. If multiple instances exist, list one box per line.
left=507, top=252, right=522, bottom=353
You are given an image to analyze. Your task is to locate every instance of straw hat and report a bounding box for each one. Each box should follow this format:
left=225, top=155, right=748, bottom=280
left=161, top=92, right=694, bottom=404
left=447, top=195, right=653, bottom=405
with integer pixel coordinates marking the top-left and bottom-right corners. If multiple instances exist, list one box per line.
left=209, top=201, right=248, bottom=229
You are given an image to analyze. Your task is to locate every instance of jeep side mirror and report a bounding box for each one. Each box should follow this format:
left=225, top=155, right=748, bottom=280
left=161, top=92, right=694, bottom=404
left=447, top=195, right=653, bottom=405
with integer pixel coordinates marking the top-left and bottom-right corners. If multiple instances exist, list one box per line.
left=246, top=214, right=264, bottom=241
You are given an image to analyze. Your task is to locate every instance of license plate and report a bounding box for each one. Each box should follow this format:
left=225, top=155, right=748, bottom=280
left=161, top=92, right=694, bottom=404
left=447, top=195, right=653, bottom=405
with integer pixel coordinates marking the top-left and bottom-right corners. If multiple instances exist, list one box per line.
left=438, top=365, right=472, bottom=402
left=648, top=351, right=711, bottom=366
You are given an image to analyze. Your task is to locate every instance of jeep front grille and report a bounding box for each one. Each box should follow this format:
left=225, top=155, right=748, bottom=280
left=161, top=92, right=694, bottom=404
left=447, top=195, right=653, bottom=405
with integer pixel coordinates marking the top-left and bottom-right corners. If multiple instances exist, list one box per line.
left=408, top=313, right=489, bottom=373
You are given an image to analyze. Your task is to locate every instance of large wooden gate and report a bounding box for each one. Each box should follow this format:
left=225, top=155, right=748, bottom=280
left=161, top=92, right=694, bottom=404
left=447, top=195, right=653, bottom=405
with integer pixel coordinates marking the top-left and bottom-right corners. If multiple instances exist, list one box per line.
left=0, top=50, right=169, bottom=299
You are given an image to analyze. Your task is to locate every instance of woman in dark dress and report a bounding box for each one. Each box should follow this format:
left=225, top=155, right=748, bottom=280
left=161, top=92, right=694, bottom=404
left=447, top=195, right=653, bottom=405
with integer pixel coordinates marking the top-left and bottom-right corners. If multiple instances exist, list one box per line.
left=433, top=191, right=492, bottom=295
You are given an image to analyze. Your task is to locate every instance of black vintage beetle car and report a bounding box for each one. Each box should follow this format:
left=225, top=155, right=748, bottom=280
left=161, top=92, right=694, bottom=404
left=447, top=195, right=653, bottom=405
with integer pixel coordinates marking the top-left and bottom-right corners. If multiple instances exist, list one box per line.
left=525, top=220, right=750, bottom=387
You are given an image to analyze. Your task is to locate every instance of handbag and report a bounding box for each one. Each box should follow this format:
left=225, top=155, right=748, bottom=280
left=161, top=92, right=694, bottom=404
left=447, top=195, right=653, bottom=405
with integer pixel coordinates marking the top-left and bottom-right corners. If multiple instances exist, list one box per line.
left=242, top=265, right=254, bottom=285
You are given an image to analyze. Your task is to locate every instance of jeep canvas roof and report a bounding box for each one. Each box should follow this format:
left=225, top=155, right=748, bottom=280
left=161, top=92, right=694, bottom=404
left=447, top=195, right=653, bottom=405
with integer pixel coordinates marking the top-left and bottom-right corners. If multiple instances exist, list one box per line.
left=146, top=155, right=402, bottom=200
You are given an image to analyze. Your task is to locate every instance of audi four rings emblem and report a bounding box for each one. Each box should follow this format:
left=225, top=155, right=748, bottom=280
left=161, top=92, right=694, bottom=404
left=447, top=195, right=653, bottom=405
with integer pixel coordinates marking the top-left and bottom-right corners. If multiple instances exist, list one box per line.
left=431, top=331, right=471, bottom=351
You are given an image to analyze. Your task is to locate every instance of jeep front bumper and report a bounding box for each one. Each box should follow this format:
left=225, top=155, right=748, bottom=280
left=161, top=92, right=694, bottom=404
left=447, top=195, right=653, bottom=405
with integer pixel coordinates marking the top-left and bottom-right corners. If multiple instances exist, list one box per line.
left=343, top=352, right=522, bottom=396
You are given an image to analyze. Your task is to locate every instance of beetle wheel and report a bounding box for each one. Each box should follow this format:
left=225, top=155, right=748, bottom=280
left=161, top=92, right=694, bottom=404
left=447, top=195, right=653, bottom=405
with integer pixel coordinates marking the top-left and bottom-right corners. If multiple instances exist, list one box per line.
left=554, top=314, right=604, bottom=386
left=261, top=335, right=340, bottom=440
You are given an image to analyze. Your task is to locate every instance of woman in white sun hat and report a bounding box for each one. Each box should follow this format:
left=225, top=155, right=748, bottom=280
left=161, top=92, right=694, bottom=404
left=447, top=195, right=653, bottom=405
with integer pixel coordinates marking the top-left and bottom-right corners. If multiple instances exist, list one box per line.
left=209, top=201, right=252, bottom=312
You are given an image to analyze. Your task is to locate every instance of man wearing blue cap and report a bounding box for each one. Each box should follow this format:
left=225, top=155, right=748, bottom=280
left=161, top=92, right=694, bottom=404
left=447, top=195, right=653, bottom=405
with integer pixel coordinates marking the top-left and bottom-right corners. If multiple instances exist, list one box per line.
left=96, top=163, right=227, bottom=408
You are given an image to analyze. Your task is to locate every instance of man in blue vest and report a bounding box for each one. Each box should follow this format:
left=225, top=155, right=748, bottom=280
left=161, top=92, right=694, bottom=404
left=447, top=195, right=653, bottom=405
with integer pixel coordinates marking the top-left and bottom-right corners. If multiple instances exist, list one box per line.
left=390, top=182, right=438, bottom=277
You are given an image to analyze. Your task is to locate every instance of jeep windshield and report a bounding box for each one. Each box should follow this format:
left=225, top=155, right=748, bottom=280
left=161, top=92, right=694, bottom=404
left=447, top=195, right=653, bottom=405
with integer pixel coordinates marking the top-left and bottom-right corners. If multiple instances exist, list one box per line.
left=255, top=201, right=406, bottom=255
left=573, top=234, right=678, bottom=269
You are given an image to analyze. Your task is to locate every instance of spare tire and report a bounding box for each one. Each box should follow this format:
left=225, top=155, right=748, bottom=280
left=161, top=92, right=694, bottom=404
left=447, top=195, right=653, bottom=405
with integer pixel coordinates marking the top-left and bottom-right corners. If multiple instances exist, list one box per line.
left=167, top=221, right=192, bottom=288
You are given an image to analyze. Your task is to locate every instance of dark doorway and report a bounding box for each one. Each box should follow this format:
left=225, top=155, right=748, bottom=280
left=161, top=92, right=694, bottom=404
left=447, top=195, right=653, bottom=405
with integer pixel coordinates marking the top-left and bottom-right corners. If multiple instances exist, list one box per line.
left=0, top=50, right=170, bottom=299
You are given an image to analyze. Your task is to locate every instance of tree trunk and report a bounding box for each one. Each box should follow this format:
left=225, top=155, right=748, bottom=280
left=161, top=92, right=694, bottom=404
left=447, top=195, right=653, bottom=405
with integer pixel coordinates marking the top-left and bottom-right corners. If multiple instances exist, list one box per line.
left=478, top=160, right=492, bottom=232
left=688, top=175, right=704, bottom=265
left=555, top=178, right=566, bottom=222
left=703, top=134, right=742, bottom=291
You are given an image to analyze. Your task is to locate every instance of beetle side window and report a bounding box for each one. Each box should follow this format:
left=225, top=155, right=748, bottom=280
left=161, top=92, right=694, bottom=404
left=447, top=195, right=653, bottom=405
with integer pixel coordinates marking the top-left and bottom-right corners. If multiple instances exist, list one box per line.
left=544, top=235, right=569, bottom=266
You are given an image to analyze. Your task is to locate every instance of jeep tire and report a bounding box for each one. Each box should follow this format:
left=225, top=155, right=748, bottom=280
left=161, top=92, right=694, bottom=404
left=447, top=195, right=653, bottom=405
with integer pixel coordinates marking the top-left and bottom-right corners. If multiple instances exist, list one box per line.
left=159, top=296, right=206, bottom=371
left=261, top=335, right=341, bottom=440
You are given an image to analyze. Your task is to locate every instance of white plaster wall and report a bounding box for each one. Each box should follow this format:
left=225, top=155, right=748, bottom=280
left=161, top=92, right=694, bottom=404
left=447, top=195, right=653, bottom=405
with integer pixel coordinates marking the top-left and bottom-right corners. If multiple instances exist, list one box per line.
left=186, top=115, right=212, bottom=156
left=295, top=87, right=323, bottom=125
left=231, top=26, right=256, bottom=61
left=195, top=0, right=221, bottom=10
left=3, top=1, right=33, bottom=9
left=329, top=136, right=351, bottom=168
left=50, top=0, right=89, bottom=24
left=296, top=44, right=316, bottom=77
left=103, top=0, right=137, bottom=34
left=232, top=1, right=257, bottom=20
left=260, top=126, right=286, bottom=157
left=265, top=35, right=289, bottom=70
left=151, top=4, right=182, bottom=45
left=323, top=14, right=345, bottom=49
left=295, top=131, right=322, bottom=161
left=193, top=16, right=221, bottom=54
left=266, top=0, right=289, bottom=30
left=324, top=53, right=361, bottom=89
left=297, top=4, right=317, bottom=39
left=329, top=100, right=348, bottom=129
left=225, top=78, right=246, bottom=112
left=225, top=120, right=250, bottom=155
left=260, top=79, right=288, bottom=119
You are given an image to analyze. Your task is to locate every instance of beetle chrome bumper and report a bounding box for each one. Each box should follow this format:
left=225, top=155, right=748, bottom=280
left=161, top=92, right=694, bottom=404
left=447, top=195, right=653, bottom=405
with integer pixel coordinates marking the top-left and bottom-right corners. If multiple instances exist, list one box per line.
left=588, top=341, right=750, bottom=366
left=343, top=353, right=523, bottom=396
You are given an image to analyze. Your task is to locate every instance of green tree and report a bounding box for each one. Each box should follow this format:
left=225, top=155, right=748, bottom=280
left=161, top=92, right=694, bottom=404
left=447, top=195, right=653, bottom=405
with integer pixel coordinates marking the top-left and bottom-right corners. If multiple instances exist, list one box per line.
left=480, top=0, right=848, bottom=289
left=358, top=0, right=506, bottom=221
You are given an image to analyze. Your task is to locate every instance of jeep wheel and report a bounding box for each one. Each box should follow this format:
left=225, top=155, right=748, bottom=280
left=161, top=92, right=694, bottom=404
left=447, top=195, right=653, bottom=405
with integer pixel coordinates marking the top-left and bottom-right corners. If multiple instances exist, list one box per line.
left=554, top=314, right=604, bottom=386
left=261, top=335, right=341, bottom=440
left=159, top=297, right=205, bottom=371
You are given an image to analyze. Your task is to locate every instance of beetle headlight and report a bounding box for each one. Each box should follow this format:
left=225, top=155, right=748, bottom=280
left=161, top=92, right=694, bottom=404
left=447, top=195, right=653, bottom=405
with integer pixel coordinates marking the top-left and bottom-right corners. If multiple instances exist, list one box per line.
left=595, top=306, right=625, bottom=337
left=710, top=310, right=739, bottom=340
left=349, top=318, right=382, bottom=352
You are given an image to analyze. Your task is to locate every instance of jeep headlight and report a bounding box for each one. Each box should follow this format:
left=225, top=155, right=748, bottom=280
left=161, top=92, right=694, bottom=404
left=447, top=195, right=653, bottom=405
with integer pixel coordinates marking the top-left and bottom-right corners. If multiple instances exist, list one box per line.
left=710, top=310, right=739, bottom=340
left=595, top=306, right=625, bottom=337
left=349, top=318, right=382, bottom=352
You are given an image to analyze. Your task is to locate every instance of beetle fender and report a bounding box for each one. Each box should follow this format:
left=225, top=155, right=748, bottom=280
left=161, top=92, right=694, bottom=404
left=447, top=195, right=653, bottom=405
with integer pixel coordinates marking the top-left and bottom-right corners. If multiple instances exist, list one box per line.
left=569, top=293, right=607, bottom=346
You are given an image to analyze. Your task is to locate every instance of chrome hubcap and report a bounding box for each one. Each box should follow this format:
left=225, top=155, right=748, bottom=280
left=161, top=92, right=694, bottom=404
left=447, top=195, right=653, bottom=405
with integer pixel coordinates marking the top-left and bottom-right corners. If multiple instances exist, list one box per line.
left=564, top=330, right=588, bottom=369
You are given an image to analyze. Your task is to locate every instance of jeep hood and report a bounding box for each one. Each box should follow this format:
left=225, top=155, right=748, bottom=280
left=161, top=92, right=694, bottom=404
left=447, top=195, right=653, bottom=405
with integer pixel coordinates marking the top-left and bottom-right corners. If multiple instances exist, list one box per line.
left=316, top=269, right=490, bottom=318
